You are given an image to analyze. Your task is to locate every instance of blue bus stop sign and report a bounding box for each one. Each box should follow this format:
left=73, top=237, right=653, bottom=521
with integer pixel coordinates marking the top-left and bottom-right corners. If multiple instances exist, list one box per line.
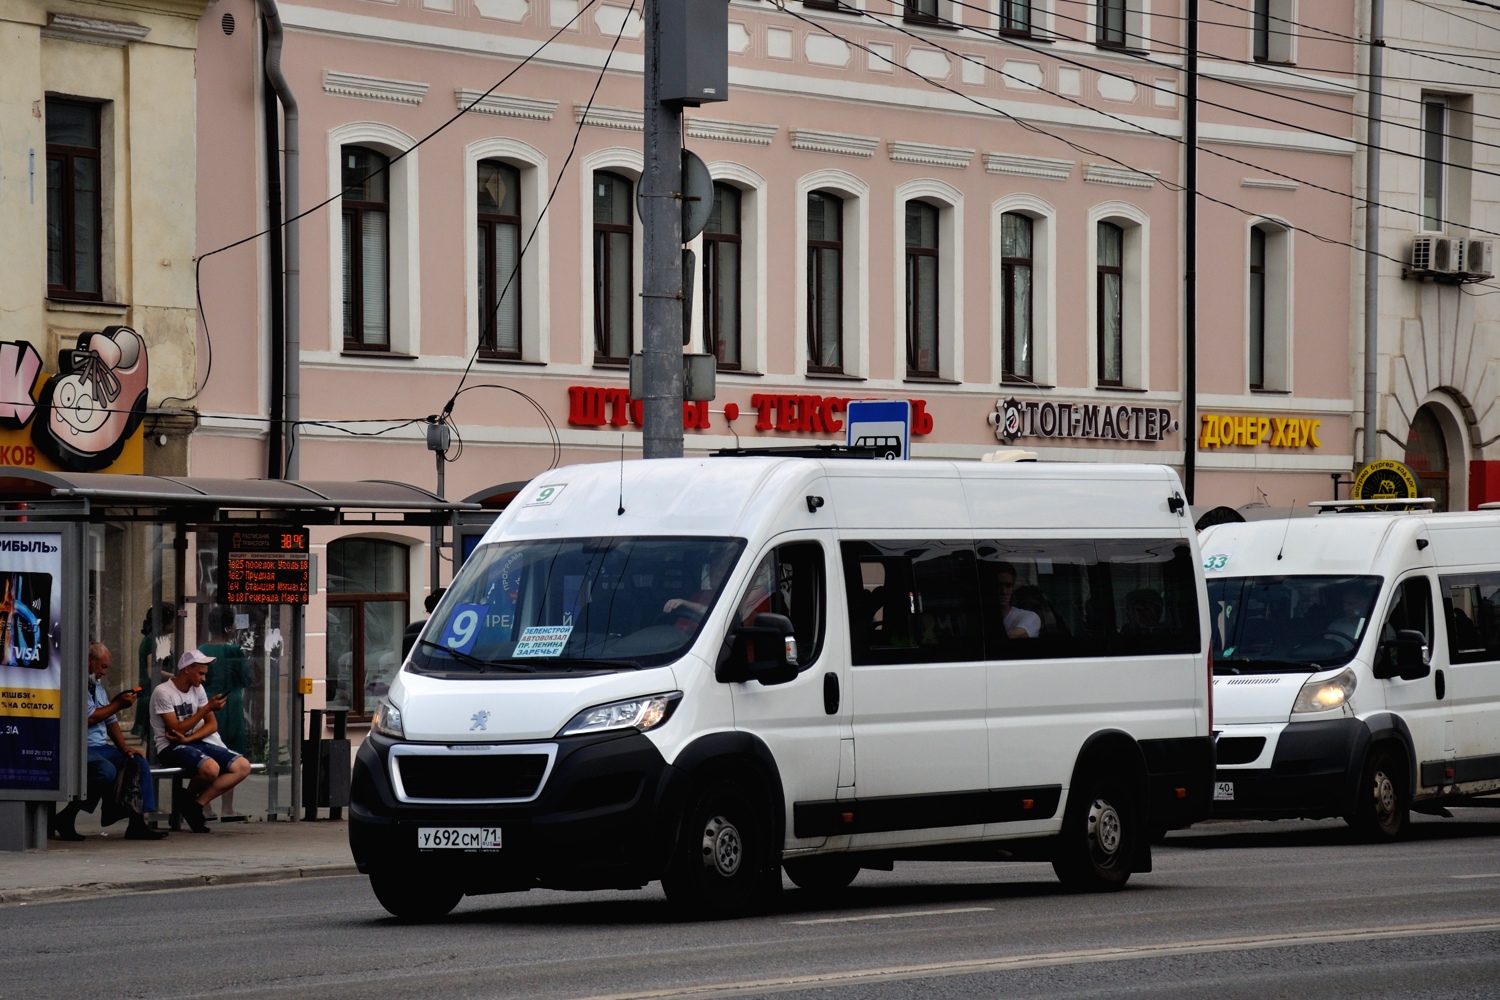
left=845, top=400, right=910, bottom=460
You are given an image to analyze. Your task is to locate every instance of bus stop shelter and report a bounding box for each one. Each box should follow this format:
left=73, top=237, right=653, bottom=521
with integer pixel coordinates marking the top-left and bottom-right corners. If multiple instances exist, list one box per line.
left=0, top=468, right=477, bottom=849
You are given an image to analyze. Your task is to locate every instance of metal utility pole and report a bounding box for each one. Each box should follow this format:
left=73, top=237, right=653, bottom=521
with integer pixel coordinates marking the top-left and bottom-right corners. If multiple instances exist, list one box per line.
left=640, top=0, right=685, bottom=460
left=1362, top=0, right=1385, bottom=465
left=1183, top=0, right=1198, bottom=504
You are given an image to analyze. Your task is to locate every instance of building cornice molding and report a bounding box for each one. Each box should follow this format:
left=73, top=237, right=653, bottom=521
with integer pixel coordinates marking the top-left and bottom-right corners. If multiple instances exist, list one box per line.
left=789, top=128, right=879, bottom=158
left=1241, top=177, right=1299, bottom=191
left=41, top=13, right=150, bottom=46
left=888, top=140, right=974, bottom=170
left=983, top=152, right=1074, bottom=181
left=685, top=117, right=779, bottom=146
left=323, top=70, right=428, bottom=106
left=455, top=89, right=557, bottom=120
left=1084, top=162, right=1159, bottom=189
left=575, top=104, right=643, bottom=131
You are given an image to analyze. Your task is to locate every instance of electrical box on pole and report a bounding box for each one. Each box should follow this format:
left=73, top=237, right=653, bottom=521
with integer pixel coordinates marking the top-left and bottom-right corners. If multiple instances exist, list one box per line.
left=658, top=0, right=729, bottom=105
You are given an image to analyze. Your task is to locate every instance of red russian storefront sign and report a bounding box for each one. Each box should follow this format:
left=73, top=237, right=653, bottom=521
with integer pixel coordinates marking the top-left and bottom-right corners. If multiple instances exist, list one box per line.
left=566, top=386, right=934, bottom=436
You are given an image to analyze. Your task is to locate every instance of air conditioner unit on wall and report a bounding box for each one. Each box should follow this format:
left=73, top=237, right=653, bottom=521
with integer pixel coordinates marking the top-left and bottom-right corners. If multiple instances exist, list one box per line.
left=1412, top=236, right=1436, bottom=272
left=1435, top=237, right=1467, bottom=274
left=1467, top=240, right=1495, bottom=279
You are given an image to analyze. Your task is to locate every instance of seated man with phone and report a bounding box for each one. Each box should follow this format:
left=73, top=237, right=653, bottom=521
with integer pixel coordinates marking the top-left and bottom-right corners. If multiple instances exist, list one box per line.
left=151, top=649, right=252, bottom=833
left=52, top=642, right=167, bottom=841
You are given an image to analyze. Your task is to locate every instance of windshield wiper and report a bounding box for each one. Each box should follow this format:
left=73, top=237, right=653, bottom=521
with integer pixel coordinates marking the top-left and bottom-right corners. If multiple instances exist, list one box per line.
left=417, top=639, right=538, bottom=673
left=1214, top=656, right=1321, bottom=674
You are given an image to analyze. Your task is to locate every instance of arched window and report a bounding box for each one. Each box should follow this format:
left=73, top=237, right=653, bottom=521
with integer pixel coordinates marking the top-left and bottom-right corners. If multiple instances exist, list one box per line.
left=325, top=539, right=408, bottom=716
left=1097, top=221, right=1124, bottom=387
left=1405, top=407, right=1450, bottom=512
left=905, top=201, right=940, bottom=378
left=342, top=146, right=390, bottom=349
left=704, top=183, right=742, bottom=369
left=477, top=160, right=522, bottom=358
left=807, top=191, right=844, bottom=373
left=593, top=171, right=634, bottom=364
left=1001, top=212, right=1034, bottom=381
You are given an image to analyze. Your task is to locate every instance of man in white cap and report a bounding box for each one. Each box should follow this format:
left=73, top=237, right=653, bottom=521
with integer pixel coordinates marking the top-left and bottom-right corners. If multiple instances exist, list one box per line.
left=150, top=649, right=251, bottom=832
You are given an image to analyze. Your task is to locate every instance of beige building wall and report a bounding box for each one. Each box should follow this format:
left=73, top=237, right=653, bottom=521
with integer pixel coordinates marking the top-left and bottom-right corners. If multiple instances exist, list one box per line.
left=0, top=0, right=207, bottom=459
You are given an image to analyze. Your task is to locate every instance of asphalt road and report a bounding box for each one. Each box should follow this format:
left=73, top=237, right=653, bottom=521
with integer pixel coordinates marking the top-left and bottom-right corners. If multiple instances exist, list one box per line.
left=6, top=811, right=1500, bottom=1000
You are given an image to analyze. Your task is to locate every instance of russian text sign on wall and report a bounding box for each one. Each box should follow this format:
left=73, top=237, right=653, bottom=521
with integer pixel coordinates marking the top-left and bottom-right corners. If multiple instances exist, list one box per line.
left=1198, top=414, right=1322, bottom=449
left=220, top=528, right=310, bottom=605
left=1353, top=460, right=1419, bottom=501
left=989, top=398, right=1178, bottom=444
left=566, top=387, right=934, bottom=436
left=0, top=533, right=63, bottom=793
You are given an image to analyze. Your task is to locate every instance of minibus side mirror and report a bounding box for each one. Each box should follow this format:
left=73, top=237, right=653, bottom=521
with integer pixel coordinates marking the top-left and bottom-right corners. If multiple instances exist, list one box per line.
left=1375, top=629, right=1430, bottom=681
left=716, top=613, right=799, bottom=686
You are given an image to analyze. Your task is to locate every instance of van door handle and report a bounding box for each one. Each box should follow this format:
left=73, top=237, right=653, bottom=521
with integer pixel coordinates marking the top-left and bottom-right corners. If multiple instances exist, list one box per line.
left=823, top=672, right=840, bottom=715
left=1435, top=669, right=1446, bottom=701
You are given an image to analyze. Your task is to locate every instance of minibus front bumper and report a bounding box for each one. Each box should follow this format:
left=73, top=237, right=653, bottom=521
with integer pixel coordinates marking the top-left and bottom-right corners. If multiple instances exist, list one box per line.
left=1210, top=718, right=1369, bottom=820
left=349, top=729, right=677, bottom=893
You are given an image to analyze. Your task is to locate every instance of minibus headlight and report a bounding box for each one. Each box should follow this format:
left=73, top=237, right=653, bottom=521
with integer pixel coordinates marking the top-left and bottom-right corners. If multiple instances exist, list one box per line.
left=1292, top=668, right=1357, bottom=714
left=371, top=700, right=405, bottom=739
left=559, top=692, right=682, bottom=737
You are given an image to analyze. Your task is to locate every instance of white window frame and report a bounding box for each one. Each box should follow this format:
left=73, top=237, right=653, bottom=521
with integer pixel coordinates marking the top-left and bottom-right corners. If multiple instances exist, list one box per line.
left=1091, top=0, right=1150, bottom=51
left=580, top=147, right=643, bottom=366
left=992, top=0, right=1042, bottom=35
left=326, top=122, right=420, bottom=356
left=685, top=162, right=768, bottom=376
left=796, top=169, right=870, bottom=379
left=894, top=178, right=963, bottom=382
left=990, top=194, right=1056, bottom=387
left=1251, top=0, right=1297, bottom=64
left=465, top=138, right=549, bottom=364
left=1248, top=218, right=1293, bottom=393
left=1087, top=201, right=1149, bottom=390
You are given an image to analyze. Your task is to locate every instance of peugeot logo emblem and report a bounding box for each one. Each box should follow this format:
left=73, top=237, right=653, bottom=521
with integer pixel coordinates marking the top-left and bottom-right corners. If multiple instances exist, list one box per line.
left=470, top=710, right=490, bottom=731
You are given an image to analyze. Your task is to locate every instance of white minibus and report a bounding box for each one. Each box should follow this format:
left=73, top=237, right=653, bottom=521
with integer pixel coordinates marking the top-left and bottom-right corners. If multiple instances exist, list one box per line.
left=349, top=456, right=1214, bottom=919
left=1201, top=506, right=1500, bottom=838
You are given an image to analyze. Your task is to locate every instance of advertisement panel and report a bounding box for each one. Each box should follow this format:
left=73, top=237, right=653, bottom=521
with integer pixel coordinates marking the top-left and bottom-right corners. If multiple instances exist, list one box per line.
left=0, top=532, right=64, bottom=793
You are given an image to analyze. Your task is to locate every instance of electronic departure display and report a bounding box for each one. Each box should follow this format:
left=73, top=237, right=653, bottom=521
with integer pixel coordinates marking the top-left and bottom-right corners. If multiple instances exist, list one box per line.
left=220, top=528, right=309, bottom=605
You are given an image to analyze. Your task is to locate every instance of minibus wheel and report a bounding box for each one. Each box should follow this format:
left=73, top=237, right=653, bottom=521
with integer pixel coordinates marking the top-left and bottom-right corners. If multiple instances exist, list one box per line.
left=662, top=780, right=776, bottom=916
left=784, top=856, right=860, bottom=893
left=1051, top=769, right=1136, bottom=892
left=370, top=871, right=463, bottom=921
left=1348, top=746, right=1408, bottom=842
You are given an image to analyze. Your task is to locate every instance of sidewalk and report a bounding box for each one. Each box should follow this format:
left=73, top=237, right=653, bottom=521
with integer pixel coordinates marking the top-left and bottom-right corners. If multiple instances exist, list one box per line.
left=0, top=776, right=359, bottom=906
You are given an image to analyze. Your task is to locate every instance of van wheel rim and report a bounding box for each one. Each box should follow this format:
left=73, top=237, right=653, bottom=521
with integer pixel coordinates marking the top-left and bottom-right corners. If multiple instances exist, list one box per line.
left=701, top=816, right=742, bottom=877
left=1373, top=770, right=1397, bottom=824
left=1088, top=798, right=1123, bottom=857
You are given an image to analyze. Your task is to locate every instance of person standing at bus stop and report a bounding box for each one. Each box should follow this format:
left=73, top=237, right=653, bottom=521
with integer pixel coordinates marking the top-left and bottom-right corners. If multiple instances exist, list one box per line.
left=201, top=607, right=253, bottom=820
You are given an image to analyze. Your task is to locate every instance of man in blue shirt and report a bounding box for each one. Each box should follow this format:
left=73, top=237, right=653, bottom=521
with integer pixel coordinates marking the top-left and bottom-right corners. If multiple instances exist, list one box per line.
left=52, top=642, right=167, bottom=841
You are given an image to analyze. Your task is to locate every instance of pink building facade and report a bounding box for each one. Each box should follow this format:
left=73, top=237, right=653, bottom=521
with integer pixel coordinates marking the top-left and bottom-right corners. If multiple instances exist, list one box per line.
left=193, top=0, right=1359, bottom=714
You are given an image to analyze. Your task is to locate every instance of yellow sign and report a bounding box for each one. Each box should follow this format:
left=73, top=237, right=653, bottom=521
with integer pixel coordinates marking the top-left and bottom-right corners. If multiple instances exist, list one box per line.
left=0, top=416, right=143, bottom=475
left=1199, top=414, right=1321, bottom=449
left=0, top=688, right=61, bottom=718
left=1353, top=460, right=1420, bottom=501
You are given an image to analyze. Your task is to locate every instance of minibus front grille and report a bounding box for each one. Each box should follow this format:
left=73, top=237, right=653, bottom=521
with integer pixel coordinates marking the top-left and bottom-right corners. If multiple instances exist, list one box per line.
left=1215, top=737, right=1266, bottom=766
left=391, top=748, right=555, bottom=803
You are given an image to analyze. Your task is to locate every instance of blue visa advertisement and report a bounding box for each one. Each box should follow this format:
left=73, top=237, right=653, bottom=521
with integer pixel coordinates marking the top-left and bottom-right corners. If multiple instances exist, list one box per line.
left=0, top=533, right=63, bottom=792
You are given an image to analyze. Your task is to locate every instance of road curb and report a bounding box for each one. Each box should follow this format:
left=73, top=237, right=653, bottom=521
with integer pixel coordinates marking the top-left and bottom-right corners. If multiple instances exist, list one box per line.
left=0, top=863, right=361, bottom=906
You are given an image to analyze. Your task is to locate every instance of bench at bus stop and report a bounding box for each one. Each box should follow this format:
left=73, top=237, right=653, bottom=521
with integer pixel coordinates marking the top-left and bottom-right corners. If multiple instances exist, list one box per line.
left=148, top=762, right=266, bottom=830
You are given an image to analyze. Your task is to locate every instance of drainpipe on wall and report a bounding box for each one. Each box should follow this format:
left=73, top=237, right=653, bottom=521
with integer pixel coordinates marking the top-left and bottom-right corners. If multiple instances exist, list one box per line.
left=258, top=0, right=300, bottom=480
left=258, top=0, right=304, bottom=823
left=262, top=17, right=285, bottom=479
left=1362, top=0, right=1384, bottom=466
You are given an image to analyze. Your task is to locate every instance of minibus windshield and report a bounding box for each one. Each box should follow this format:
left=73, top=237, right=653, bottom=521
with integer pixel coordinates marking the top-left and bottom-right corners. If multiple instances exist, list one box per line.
left=408, top=536, right=746, bottom=675
left=1208, top=575, right=1382, bottom=673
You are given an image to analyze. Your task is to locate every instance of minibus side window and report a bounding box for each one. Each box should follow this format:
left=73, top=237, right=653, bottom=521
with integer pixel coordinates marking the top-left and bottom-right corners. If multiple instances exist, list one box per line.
left=1095, top=539, right=1201, bottom=656
left=1382, top=576, right=1434, bottom=652
left=840, top=540, right=981, bottom=666
left=739, top=541, right=826, bottom=669
left=1441, top=572, right=1500, bottom=663
left=977, top=539, right=1101, bottom=659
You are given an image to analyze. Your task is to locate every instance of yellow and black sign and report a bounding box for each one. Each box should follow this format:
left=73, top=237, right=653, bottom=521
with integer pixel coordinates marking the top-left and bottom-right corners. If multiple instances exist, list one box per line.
left=1353, top=460, right=1420, bottom=501
left=1198, top=414, right=1321, bottom=449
